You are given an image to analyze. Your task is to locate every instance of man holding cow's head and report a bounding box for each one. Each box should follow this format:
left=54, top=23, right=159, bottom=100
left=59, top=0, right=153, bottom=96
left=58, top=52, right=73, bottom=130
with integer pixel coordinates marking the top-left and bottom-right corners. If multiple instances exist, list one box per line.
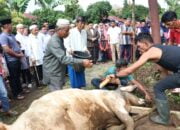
left=43, top=18, right=93, bottom=91
left=111, top=32, right=180, bottom=125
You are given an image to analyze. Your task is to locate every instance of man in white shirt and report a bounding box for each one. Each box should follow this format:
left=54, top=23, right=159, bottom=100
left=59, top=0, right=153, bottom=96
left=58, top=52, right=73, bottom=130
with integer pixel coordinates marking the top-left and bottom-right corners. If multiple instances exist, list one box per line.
left=15, top=24, right=32, bottom=88
left=64, top=16, right=88, bottom=89
left=38, top=25, right=51, bottom=53
left=28, top=25, right=44, bottom=87
left=119, top=18, right=133, bottom=63
left=107, top=21, right=121, bottom=63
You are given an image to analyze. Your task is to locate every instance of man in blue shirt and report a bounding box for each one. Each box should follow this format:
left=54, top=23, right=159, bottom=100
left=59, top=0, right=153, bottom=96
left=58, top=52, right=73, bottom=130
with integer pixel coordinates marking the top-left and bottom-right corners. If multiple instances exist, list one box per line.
left=91, top=59, right=151, bottom=100
left=0, top=18, right=24, bottom=100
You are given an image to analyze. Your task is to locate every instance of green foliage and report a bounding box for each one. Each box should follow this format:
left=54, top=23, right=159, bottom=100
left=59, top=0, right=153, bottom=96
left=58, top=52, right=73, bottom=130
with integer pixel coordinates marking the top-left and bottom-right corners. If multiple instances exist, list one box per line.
left=123, top=0, right=128, bottom=7
left=7, top=0, right=31, bottom=13
left=165, top=0, right=180, bottom=11
left=120, top=4, right=149, bottom=20
left=0, top=0, right=30, bottom=27
left=0, top=0, right=11, bottom=18
left=168, top=93, right=180, bottom=104
left=35, top=0, right=76, bottom=9
left=109, top=8, right=122, bottom=17
left=85, top=1, right=112, bottom=23
left=165, top=0, right=180, bottom=18
left=64, top=0, right=84, bottom=20
left=33, top=8, right=67, bottom=27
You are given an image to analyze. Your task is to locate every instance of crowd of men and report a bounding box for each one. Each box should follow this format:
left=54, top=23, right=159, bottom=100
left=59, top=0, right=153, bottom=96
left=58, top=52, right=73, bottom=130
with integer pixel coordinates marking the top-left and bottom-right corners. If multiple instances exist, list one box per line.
left=0, top=10, right=180, bottom=127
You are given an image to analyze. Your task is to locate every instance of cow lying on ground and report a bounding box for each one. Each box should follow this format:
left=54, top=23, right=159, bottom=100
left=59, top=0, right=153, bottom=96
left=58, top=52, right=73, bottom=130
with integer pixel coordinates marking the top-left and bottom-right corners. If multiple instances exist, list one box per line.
left=0, top=88, right=145, bottom=130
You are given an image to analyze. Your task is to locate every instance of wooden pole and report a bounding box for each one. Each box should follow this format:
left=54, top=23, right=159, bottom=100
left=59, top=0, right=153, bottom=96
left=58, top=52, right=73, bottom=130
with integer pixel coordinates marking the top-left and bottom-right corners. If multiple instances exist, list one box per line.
left=148, top=0, right=161, bottom=44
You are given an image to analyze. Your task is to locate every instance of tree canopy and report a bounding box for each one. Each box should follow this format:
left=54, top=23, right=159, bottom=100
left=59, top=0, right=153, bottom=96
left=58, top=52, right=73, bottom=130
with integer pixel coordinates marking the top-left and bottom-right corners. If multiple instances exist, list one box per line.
left=85, top=1, right=112, bottom=23
left=32, top=8, right=67, bottom=27
left=120, top=1, right=149, bottom=21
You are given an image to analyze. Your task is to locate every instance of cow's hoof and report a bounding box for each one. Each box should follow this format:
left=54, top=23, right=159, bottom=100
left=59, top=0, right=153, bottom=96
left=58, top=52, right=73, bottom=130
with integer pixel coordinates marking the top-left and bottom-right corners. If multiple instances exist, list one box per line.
left=138, top=98, right=145, bottom=105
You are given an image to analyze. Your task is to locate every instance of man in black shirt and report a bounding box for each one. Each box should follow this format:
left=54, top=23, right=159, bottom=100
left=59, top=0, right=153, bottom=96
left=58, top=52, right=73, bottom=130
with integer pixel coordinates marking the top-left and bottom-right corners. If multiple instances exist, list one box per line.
left=110, top=33, right=180, bottom=125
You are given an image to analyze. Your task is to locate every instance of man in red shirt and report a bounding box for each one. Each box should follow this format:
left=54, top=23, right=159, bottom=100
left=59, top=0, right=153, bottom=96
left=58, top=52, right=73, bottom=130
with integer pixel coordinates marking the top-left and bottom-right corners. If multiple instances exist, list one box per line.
left=169, top=29, right=180, bottom=46
left=161, top=11, right=180, bottom=46
left=161, top=11, right=180, bottom=93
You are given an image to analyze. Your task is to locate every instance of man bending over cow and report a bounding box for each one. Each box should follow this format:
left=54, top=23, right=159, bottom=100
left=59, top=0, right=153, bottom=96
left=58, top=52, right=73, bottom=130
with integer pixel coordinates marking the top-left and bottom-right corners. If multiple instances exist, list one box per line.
left=112, top=33, right=180, bottom=125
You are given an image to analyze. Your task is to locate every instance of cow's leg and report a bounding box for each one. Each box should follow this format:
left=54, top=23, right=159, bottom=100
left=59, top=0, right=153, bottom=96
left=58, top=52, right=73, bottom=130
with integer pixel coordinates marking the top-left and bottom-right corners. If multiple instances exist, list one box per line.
left=123, top=92, right=145, bottom=106
left=112, top=107, right=134, bottom=130
left=106, top=125, right=125, bottom=130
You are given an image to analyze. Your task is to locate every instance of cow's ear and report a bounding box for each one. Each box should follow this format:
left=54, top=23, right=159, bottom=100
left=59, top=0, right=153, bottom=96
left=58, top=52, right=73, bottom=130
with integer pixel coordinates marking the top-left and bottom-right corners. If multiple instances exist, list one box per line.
left=0, top=122, right=7, bottom=130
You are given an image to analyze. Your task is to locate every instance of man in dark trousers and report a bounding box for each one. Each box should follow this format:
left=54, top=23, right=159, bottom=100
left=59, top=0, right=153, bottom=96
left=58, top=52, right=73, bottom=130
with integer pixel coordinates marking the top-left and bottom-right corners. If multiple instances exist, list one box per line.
left=0, top=18, right=25, bottom=100
left=87, top=23, right=99, bottom=64
left=111, top=33, right=180, bottom=125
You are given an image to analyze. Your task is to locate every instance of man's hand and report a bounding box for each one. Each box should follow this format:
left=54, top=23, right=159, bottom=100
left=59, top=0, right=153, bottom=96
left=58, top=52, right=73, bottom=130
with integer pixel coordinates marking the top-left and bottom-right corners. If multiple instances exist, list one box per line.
left=16, top=52, right=24, bottom=58
left=92, top=38, right=96, bottom=42
left=82, top=59, right=93, bottom=68
left=145, top=93, right=152, bottom=102
left=106, top=74, right=115, bottom=79
left=32, top=60, right=36, bottom=66
left=68, top=49, right=74, bottom=55
left=2, top=70, right=8, bottom=78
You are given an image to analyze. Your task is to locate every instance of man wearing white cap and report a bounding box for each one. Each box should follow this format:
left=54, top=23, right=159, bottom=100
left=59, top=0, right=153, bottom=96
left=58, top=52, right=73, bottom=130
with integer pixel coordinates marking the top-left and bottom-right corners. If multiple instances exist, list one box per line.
left=28, top=24, right=44, bottom=87
left=15, top=24, right=32, bottom=89
left=43, top=18, right=93, bottom=91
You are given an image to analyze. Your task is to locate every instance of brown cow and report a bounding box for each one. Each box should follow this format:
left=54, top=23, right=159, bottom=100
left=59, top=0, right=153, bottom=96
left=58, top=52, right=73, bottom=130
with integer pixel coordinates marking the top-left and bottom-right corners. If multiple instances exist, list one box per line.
left=0, top=88, right=145, bottom=130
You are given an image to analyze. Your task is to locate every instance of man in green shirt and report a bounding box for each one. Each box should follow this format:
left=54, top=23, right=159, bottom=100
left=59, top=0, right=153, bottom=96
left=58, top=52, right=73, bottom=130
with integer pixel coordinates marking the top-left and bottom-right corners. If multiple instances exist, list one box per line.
left=91, top=59, right=151, bottom=101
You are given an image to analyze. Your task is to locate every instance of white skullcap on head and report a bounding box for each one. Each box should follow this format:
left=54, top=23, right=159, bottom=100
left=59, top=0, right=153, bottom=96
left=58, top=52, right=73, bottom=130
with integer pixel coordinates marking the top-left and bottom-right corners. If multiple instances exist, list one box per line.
left=29, top=24, right=38, bottom=30
left=16, top=24, right=24, bottom=29
left=56, top=18, right=70, bottom=28
left=70, top=23, right=75, bottom=27
left=93, top=24, right=98, bottom=28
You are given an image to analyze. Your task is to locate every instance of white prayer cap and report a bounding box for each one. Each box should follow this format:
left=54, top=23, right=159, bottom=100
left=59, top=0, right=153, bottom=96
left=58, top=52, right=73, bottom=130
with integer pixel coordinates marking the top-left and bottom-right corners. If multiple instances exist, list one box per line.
left=56, top=18, right=70, bottom=28
left=16, top=24, right=24, bottom=29
left=70, top=23, right=75, bottom=28
left=29, top=24, right=38, bottom=30
left=93, top=24, right=98, bottom=28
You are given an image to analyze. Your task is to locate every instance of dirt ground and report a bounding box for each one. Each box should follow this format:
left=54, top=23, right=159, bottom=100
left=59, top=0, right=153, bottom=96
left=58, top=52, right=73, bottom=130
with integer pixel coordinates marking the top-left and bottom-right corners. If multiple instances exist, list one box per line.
left=0, top=61, right=179, bottom=130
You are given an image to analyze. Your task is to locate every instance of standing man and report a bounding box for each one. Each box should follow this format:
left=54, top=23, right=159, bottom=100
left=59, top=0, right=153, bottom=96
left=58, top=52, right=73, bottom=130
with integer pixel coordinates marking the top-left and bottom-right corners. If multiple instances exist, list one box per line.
left=87, top=23, right=99, bottom=64
left=119, top=18, right=134, bottom=63
left=0, top=18, right=25, bottom=100
left=161, top=11, right=180, bottom=93
left=43, top=19, right=93, bottom=91
left=15, top=24, right=32, bottom=88
left=107, top=20, right=121, bottom=63
left=38, top=25, right=51, bottom=52
left=113, top=33, right=180, bottom=125
left=28, top=25, right=44, bottom=87
left=161, top=11, right=180, bottom=46
left=64, top=16, right=89, bottom=89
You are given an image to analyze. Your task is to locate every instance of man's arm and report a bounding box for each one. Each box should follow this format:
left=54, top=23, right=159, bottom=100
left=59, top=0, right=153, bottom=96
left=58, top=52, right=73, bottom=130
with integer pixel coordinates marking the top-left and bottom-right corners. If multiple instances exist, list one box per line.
left=2, top=46, right=23, bottom=58
left=48, top=39, right=92, bottom=67
left=122, top=31, right=133, bottom=36
left=116, top=47, right=162, bottom=77
left=130, top=79, right=152, bottom=101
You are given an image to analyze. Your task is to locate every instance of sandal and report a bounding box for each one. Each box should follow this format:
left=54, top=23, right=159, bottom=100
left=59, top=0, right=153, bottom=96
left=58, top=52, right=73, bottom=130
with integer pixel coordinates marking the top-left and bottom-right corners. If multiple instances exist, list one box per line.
left=23, top=89, right=30, bottom=94
left=16, top=95, right=25, bottom=100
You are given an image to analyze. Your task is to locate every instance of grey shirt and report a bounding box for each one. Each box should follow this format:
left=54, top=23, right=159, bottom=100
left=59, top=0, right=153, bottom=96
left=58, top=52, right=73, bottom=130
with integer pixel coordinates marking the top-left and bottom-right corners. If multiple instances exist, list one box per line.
left=0, top=32, right=21, bottom=62
left=43, top=33, right=83, bottom=79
